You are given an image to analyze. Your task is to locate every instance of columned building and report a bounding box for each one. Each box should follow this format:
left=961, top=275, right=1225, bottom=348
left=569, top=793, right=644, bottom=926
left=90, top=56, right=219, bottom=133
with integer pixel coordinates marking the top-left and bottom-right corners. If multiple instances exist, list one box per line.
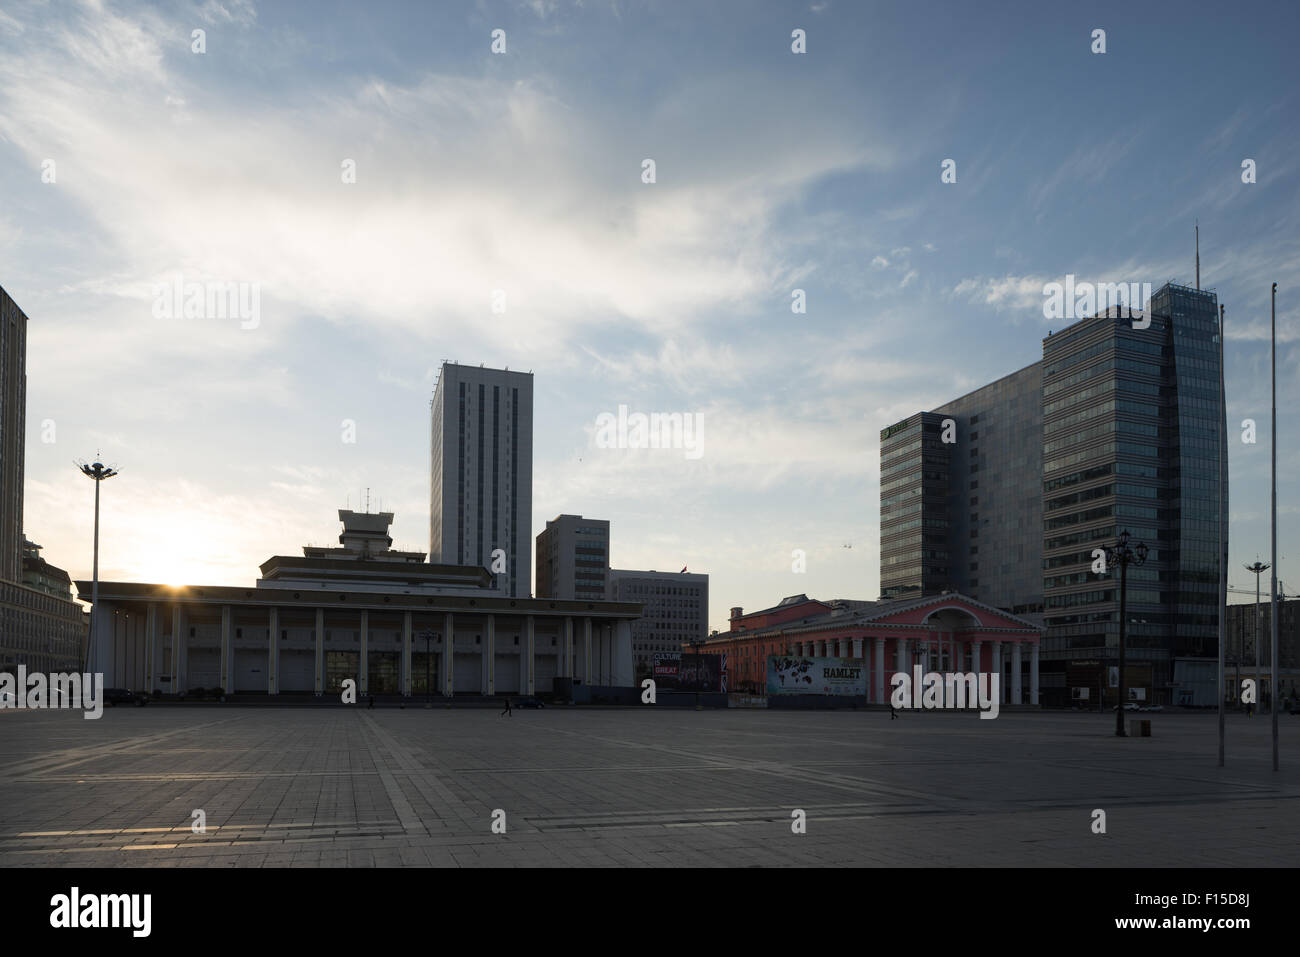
left=703, top=593, right=1043, bottom=704
left=78, top=510, right=639, bottom=696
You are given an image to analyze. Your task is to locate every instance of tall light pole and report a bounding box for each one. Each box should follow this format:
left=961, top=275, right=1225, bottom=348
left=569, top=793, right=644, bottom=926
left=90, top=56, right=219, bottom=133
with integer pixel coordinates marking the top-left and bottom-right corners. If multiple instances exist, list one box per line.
left=1105, top=530, right=1148, bottom=737
left=1217, top=303, right=1226, bottom=766
left=1245, top=561, right=1269, bottom=714
left=1270, top=282, right=1279, bottom=770
left=77, top=459, right=118, bottom=674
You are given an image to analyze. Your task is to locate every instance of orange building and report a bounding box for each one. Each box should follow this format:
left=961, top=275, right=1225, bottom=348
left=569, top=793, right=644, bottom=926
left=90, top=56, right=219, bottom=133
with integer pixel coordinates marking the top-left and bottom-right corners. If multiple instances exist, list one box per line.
left=693, top=592, right=1044, bottom=704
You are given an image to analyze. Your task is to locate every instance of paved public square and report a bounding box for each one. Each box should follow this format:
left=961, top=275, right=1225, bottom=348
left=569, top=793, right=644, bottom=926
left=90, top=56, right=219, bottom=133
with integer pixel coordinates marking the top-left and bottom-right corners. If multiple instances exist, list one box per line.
left=0, top=705, right=1296, bottom=867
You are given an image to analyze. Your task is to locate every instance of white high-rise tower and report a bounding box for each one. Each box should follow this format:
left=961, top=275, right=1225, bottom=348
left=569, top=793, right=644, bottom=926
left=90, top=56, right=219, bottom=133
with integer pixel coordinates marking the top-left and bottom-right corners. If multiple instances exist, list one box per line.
left=429, top=362, right=533, bottom=598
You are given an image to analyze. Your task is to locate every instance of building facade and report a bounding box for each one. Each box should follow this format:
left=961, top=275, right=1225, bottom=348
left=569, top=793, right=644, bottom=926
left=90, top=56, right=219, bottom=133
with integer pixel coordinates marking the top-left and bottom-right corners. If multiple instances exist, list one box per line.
left=429, top=362, right=533, bottom=598
left=1040, top=286, right=1227, bottom=705
left=535, top=514, right=609, bottom=601
left=704, top=593, right=1043, bottom=703
left=79, top=510, right=639, bottom=696
left=880, top=282, right=1227, bottom=707
left=1, top=285, right=26, bottom=582
left=0, top=288, right=86, bottom=676
left=608, top=568, right=708, bottom=677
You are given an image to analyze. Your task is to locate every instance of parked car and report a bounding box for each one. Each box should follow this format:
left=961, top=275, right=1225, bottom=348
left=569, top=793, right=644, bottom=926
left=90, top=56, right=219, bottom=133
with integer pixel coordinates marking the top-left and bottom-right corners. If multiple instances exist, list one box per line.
left=104, top=688, right=148, bottom=706
left=517, top=697, right=546, bottom=709
left=180, top=687, right=226, bottom=702
left=1111, top=702, right=1140, bottom=711
left=1138, top=704, right=1163, bottom=712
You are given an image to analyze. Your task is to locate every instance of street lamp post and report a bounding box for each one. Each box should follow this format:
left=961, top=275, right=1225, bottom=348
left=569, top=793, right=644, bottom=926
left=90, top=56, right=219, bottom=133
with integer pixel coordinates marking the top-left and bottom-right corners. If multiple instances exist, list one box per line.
left=1105, top=530, right=1148, bottom=737
left=1245, top=562, right=1270, bottom=714
left=77, top=459, right=118, bottom=674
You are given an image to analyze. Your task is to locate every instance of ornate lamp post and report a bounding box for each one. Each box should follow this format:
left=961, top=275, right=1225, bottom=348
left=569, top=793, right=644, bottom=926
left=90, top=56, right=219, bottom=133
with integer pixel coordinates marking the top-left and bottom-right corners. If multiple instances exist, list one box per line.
left=1105, top=530, right=1148, bottom=736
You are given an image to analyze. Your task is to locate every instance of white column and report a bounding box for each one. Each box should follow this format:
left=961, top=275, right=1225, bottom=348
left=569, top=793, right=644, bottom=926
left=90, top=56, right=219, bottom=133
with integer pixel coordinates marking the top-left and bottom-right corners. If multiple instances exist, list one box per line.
left=852, top=637, right=863, bottom=659
left=442, top=612, right=454, bottom=696
left=314, top=608, right=325, bottom=696
left=145, top=603, right=158, bottom=694
left=484, top=614, right=495, bottom=695
left=603, top=624, right=613, bottom=684
left=874, top=638, right=885, bottom=704
left=524, top=615, right=535, bottom=695
left=614, top=620, right=633, bottom=686
left=401, top=611, right=412, bottom=697
left=220, top=605, right=233, bottom=693
left=583, top=618, right=592, bottom=685
left=970, top=640, right=982, bottom=675
left=562, top=617, right=573, bottom=678
left=267, top=607, right=279, bottom=695
left=897, top=638, right=909, bottom=676
left=1012, top=642, right=1023, bottom=705
left=172, top=605, right=184, bottom=692
left=359, top=610, right=369, bottom=695
left=992, top=642, right=1003, bottom=703
left=1030, top=642, right=1040, bottom=706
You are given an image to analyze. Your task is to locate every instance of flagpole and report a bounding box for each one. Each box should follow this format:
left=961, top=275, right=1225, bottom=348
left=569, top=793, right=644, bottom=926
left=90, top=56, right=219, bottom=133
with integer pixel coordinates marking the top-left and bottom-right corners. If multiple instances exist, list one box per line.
left=1218, top=303, right=1226, bottom=767
left=1271, top=283, right=1279, bottom=770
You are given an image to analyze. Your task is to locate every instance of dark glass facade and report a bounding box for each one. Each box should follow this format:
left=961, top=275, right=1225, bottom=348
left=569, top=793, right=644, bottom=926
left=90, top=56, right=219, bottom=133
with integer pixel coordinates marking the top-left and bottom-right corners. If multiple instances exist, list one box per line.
left=878, top=282, right=1226, bottom=705
left=879, top=412, right=951, bottom=600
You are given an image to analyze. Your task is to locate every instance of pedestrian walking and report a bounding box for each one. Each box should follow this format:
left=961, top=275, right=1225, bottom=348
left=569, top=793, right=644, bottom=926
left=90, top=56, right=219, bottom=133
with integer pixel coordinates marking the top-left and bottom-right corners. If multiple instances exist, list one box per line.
left=501, top=697, right=512, bottom=717
left=890, top=701, right=898, bottom=720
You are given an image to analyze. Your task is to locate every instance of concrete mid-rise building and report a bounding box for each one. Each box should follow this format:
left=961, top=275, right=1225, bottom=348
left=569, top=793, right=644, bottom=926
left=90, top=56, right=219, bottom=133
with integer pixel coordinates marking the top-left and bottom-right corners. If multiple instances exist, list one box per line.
left=608, top=568, right=708, bottom=677
left=535, top=514, right=609, bottom=601
left=429, top=362, right=533, bottom=598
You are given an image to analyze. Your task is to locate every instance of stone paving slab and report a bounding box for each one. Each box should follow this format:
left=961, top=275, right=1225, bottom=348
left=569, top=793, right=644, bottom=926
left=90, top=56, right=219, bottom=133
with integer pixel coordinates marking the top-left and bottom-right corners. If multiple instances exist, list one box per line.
left=0, top=706, right=1296, bottom=866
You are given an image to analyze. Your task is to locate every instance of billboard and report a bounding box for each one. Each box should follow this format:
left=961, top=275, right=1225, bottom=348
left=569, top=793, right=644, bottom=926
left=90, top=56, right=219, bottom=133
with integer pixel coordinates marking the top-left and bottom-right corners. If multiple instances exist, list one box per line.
left=766, top=656, right=866, bottom=696
left=652, top=652, right=725, bottom=691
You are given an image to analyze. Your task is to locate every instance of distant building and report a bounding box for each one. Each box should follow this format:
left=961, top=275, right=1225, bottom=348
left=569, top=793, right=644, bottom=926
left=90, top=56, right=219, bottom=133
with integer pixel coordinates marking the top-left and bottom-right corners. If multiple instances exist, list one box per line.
left=0, top=287, right=85, bottom=675
left=1, top=285, right=26, bottom=582
left=1226, top=597, right=1300, bottom=705
left=429, top=362, right=533, bottom=598
left=535, top=514, right=609, bottom=601
left=608, top=568, right=708, bottom=676
left=79, top=509, right=640, bottom=696
left=1, top=541, right=85, bottom=675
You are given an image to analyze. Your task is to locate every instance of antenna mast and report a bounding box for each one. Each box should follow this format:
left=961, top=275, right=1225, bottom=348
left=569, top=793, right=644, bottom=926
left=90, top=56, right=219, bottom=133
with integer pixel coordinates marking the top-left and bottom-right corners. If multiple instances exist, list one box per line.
left=1196, top=220, right=1200, bottom=289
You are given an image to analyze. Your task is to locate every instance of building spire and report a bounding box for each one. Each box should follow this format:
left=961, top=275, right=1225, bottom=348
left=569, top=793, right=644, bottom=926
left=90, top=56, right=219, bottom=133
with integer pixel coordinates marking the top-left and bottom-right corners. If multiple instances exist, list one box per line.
left=1195, top=219, right=1200, bottom=290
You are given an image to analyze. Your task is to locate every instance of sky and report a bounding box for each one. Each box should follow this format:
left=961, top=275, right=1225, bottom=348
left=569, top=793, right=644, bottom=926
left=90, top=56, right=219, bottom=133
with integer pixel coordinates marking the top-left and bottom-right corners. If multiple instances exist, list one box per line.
left=1, top=0, right=1297, bottom=632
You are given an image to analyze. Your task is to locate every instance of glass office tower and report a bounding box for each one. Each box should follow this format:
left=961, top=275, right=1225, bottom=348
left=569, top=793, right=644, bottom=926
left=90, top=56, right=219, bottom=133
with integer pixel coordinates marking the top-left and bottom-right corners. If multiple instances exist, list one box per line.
left=879, top=282, right=1226, bottom=704
left=879, top=412, right=952, bottom=600
left=1039, top=283, right=1226, bottom=701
